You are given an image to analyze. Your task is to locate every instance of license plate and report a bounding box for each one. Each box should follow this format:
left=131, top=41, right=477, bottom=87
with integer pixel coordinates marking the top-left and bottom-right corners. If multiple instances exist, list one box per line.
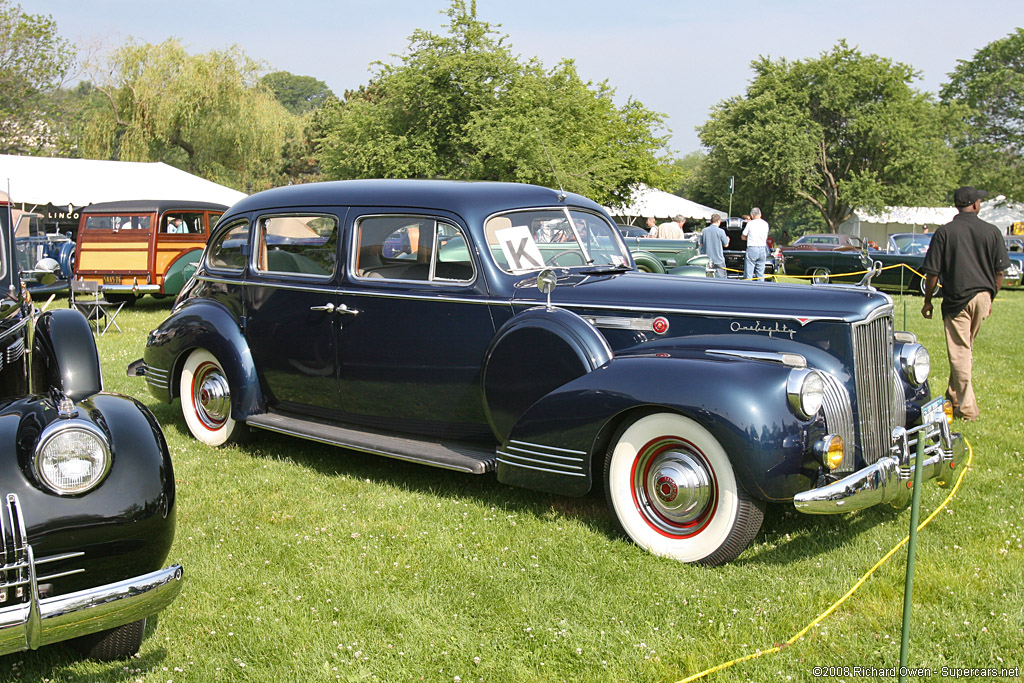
left=921, top=396, right=944, bottom=424
left=103, top=275, right=121, bottom=285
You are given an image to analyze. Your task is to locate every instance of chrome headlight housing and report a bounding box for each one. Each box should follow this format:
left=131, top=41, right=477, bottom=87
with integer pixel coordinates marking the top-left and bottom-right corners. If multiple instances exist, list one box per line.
left=898, top=343, right=930, bottom=386
left=787, top=368, right=826, bottom=420
left=34, top=421, right=112, bottom=495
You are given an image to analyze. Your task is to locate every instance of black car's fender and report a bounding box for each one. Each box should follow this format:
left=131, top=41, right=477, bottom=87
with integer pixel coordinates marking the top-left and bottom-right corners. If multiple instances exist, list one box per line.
left=0, top=391, right=176, bottom=596
left=32, top=308, right=102, bottom=400
left=498, top=344, right=829, bottom=501
left=482, top=306, right=612, bottom=443
left=143, top=298, right=263, bottom=420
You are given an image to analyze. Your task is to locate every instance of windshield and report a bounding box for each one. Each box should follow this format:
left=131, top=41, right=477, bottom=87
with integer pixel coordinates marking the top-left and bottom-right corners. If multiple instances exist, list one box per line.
left=484, top=208, right=631, bottom=274
left=891, top=234, right=931, bottom=255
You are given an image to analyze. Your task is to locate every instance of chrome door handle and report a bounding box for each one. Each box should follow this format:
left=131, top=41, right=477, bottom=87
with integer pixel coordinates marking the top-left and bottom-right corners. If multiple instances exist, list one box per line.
left=309, top=303, right=360, bottom=315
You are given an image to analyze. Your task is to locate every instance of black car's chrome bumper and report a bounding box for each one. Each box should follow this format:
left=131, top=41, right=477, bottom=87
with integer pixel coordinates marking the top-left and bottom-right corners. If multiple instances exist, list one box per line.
left=793, top=418, right=964, bottom=514
left=0, top=494, right=183, bottom=655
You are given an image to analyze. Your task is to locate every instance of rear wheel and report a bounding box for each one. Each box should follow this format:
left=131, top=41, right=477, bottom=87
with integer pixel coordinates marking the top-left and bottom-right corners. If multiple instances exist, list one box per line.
left=604, top=413, right=763, bottom=565
left=73, top=619, right=146, bottom=661
left=180, top=349, right=248, bottom=446
left=811, top=268, right=830, bottom=284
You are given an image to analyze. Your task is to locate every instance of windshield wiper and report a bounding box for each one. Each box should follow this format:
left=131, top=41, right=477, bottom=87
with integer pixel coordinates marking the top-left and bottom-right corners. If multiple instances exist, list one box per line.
left=579, top=264, right=632, bottom=275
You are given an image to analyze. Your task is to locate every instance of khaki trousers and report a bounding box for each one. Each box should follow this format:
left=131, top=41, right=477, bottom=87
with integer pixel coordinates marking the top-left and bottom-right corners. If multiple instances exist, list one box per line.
left=942, top=291, right=992, bottom=420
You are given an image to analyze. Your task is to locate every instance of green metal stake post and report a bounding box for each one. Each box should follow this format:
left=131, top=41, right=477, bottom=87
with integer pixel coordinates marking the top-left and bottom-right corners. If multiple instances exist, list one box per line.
left=898, top=424, right=929, bottom=682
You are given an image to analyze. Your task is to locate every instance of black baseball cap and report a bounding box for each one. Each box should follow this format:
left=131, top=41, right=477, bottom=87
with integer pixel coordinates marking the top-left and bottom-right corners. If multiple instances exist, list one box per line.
left=953, top=186, right=988, bottom=207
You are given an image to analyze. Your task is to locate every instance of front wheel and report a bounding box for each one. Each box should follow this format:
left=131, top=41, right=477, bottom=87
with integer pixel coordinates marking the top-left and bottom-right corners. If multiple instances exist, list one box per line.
left=73, top=618, right=146, bottom=661
left=180, top=349, right=248, bottom=446
left=811, top=268, right=830, bottom=284
left=604, top=413, right=763, bottom=565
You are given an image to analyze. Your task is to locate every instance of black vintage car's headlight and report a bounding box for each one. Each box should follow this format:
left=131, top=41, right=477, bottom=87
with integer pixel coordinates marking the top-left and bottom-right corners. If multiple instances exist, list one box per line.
left=787, top=368, right=826, bottom=420
left=34, top=421, right=112, bottom=495
left=898, top=343, right=930, bottom=386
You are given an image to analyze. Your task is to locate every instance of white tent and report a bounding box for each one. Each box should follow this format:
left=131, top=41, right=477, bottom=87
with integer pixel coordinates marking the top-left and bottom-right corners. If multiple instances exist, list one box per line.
left=0, top=154, right=247, bottom=209
left=842, top=195, right=1024, bottom=245
left=979, top=195, right=1024, bottom=231
left=606, top=185, right=725, bottom=223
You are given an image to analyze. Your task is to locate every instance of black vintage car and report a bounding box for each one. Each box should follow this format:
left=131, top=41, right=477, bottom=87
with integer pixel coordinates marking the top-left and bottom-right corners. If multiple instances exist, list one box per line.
left=131, top=180, right=961, bottom=566
left=0, top=196, right=182, bottom=659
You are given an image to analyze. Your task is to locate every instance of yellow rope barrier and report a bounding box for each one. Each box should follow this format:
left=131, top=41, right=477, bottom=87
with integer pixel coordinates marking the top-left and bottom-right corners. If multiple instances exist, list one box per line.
left=676, top=439, right=974, bottom=683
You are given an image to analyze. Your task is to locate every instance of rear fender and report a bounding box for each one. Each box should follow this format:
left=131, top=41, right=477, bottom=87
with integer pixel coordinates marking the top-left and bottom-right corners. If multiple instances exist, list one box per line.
left=499, top=352, right=818, bottom=501
left=143, top=299, right=263, bottom=420
left=162, top=249, right=203, bottom=296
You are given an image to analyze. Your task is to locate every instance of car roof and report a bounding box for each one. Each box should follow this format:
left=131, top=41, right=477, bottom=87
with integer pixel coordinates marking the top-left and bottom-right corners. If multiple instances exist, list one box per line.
left=223, top=179, right=603, bottom=219
left=81, top=199, right=229, bottom=214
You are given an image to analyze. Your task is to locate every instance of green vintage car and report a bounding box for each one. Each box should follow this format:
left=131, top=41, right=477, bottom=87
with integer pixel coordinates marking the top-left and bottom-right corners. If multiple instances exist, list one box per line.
left=619, top=236, right=699, bottom=273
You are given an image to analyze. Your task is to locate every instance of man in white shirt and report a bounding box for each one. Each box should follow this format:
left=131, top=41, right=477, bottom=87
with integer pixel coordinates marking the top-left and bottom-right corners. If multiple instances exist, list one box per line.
left=650, top=214, right=686, bottom=240
left=741, top=207, right=770, bottom=280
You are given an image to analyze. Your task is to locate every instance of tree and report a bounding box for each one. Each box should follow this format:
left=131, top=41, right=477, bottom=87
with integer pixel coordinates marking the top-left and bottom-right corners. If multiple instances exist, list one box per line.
left=941, top=28, right=1024, bottom=201
left=0, top=1, right=74, bottom=154
left=79, top=39, right=301, bottom=192
left=261, top=71, right=335, bottom=115
left=697, top=41, right=959, bottom=232
left=314, top=0, right=670, bottom=206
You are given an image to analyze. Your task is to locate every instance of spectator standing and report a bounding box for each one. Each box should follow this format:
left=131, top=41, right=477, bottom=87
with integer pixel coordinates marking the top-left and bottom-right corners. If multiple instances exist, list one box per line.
left=741, top=207, right=770, bottom=280
left=651, top=214, right=686, bottom=240
left=920, top=186, right=1010, bottom=421
left=645, top=216, right=657, bottom=234
left=700, top=213, right=730, bottom=278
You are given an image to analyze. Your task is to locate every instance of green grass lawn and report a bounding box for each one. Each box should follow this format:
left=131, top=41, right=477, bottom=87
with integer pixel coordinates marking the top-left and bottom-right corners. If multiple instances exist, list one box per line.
left=3, top=288, right=1022, bottom=682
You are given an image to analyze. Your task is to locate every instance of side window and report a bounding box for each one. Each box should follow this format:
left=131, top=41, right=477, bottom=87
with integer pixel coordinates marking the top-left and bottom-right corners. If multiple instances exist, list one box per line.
left=255, top=214, right=338, bottom=278
left=207, top=220, right=251, bottom=272
left=162, top=212, right=205, bottom=234
left=354, top=216, right=474, bottom=283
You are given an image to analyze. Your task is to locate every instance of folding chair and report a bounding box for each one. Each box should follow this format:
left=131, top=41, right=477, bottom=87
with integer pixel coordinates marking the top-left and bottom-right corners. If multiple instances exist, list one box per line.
left=69, top=280, right=125, bottom=335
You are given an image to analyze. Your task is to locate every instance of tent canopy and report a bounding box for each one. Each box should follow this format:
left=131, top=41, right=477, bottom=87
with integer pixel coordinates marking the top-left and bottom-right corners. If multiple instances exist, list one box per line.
left=606, top=185, right=725, bottom=222
left=0, top=154, right=247, bottom=209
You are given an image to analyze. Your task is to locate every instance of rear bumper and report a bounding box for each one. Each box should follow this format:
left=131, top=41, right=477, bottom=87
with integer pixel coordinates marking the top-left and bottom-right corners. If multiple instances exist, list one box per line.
left=793, top=417, right=964, bottom=514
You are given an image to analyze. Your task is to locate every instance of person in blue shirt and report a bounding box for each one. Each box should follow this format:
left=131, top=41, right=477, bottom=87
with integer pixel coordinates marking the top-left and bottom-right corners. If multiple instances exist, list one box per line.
left=699, top=214, right=730, bottom=278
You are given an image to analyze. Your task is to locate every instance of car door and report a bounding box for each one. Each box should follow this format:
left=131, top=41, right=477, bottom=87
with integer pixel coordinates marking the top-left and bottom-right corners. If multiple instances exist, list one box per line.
left=336, top=212, right=495, bottom=439
left=244, top=209, right=347, bottom=415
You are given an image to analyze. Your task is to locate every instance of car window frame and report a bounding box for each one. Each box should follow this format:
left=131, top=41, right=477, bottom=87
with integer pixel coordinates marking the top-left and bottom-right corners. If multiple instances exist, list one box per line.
left=251, top=212, right=341, bottom=282
left=348, top=212, right=477, bottom=287
left=204, top=216, right=253, bottom=275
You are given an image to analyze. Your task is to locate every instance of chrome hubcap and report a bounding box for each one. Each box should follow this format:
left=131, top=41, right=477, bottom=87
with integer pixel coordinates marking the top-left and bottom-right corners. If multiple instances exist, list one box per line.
left=633, top=440, right=715, bottom=535
left=193, top=363, right=230, bottom=429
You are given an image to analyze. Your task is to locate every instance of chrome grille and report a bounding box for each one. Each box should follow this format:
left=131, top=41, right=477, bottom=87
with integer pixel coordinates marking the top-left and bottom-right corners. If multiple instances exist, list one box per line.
left=820, top=373, right=856, bottom=472
left=0, top=494, right=85, bottom=606
left=6, top=337, right=25, bottom=365
left=851, top=308, right=896, bottom=465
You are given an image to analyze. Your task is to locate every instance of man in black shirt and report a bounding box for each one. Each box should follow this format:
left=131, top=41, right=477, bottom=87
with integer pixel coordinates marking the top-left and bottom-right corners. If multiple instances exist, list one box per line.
left=921, top=186, right=1011, bottom=420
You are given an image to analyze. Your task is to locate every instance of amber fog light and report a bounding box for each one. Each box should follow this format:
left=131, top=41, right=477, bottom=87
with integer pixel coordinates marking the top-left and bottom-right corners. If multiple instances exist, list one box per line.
left=943, top=399, right=954, bottom=425
left=814, top=434, right=845, bottom=471
left=34, top=422, right=112, bottom=495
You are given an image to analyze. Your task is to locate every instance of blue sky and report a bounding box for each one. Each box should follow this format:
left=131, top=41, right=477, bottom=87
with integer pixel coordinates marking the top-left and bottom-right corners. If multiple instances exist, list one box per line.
left=34, top=0, right=1024, bottom=155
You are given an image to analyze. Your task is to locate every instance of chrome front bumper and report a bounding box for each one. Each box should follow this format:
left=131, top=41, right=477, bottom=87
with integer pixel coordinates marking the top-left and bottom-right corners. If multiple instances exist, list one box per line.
left=0, top=494, right=184, bottom=655
left=793, top=417, right=964, bottom=514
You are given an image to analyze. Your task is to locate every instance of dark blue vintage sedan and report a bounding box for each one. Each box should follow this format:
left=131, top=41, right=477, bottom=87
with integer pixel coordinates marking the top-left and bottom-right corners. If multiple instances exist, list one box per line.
left=130, top=180, right=962, bottom=566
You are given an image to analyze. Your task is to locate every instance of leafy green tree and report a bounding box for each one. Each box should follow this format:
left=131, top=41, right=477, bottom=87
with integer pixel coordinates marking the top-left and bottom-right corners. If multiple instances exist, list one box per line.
left=0, top=1, right=74, bottom=154
left=80, top=39, right=301, bottom=192
left=261, top=71, right=335, bottom=115
left=315, top=0, right=670, bottom=206
left=941, top=28, right=1024, bottom=201
left=697, top=41, right=959, bottom=231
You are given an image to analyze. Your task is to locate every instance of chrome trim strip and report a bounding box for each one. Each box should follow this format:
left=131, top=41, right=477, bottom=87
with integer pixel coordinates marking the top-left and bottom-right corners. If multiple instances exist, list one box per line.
left=507, top=440, right=586, bottom=456
left=582, top=316, right=656, bottom=331
left=0, top=316, right=29, bottom=345
left=496, top=457, right=587, bottom=477
left=505, top=446, right=583, bottom=463
left=707, top=349, right=807, bottom=368
left=498, top=451, right=584, bottom=471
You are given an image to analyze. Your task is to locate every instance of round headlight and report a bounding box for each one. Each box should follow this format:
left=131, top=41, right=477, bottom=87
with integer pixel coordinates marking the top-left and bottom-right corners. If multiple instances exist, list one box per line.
left=899, top=343, right=931, bottom=386
left=787, top=368, right=826, bottom=420
left=34, top=422, right=111, bottom=495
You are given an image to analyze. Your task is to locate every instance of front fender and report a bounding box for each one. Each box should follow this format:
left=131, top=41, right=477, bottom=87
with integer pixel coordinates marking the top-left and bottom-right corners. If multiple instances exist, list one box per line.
left=142, top=299, right=263, bottom=421
left=499, top=352, right=817, bottom=501
left=32, top=308, right=102, bottom=401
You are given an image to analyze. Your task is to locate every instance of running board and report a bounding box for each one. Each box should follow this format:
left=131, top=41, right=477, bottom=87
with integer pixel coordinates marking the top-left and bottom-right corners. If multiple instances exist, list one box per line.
left=245, top=411, right=497, bottom=474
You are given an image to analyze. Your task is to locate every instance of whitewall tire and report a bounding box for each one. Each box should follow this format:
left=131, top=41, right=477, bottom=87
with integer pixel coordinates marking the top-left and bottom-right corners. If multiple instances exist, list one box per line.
left=604, top=413, right=763, bottom=566
left=180, top=349, right=246, bottom=446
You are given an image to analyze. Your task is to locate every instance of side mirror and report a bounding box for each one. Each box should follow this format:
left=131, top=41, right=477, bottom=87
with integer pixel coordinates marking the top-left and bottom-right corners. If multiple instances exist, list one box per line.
left=537, top=269, right=557, bottom=310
